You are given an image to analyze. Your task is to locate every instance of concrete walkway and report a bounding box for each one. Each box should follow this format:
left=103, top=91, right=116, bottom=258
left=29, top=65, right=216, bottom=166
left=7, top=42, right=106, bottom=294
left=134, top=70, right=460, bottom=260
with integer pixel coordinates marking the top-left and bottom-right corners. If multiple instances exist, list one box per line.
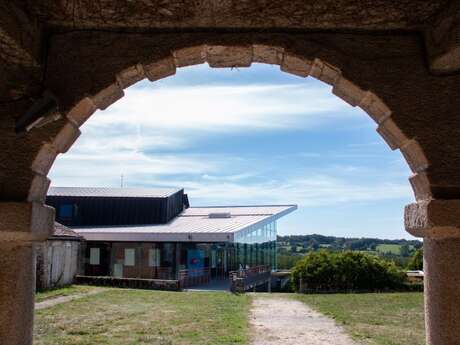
left=35, top=288, right=106, bottom=310
left=250, top=295, right=358, bottom=345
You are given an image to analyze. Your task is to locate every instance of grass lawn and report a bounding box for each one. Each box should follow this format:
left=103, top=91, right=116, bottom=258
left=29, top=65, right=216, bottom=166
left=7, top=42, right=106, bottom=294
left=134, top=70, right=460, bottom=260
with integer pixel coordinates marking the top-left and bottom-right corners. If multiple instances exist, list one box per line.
left=35, top=285, right=97, bottom=303
left=294, top=292, right=425, bottom=345
left=34, top=289, right=250, bottom=345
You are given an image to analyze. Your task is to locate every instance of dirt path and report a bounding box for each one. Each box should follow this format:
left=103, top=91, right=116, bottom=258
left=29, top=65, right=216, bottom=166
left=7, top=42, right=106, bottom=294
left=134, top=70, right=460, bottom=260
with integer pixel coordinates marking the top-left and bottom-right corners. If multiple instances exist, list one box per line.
left=250, top=295, right=358, bottom=345
left=35, top=288, right=106, bottom=310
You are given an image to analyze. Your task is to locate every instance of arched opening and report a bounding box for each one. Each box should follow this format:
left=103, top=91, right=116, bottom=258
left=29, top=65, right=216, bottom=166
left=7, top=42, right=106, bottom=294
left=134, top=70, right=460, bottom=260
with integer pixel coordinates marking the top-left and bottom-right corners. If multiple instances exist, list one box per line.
left=32, top=47, right=426, bottom=342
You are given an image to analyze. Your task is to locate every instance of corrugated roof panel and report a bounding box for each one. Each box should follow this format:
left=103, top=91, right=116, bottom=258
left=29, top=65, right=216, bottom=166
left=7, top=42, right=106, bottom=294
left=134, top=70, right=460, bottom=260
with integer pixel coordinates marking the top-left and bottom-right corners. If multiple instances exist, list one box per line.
left=181, top=205, right=296, bottom=216
left=48, top=187, right=181, bottom=198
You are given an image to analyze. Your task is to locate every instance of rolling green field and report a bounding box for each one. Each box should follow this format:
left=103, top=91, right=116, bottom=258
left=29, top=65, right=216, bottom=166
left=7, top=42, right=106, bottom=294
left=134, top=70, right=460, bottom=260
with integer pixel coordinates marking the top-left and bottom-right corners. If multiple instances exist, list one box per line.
left=295, top=292, right=425, bottom=345
left=34, top=289, right=250, bottom=345
left=375, top=244, right=402, bottom=255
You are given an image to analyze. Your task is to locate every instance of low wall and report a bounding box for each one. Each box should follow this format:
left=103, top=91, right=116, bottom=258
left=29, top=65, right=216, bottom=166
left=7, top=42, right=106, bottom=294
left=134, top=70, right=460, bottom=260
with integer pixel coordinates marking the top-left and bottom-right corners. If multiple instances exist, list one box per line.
left=75, top=275, right=180, bottom=291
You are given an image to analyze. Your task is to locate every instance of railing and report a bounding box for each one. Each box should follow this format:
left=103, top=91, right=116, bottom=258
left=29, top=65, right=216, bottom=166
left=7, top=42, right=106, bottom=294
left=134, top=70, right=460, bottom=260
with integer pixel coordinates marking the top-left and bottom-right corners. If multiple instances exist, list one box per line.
left=151, top=267, right=174, bottom=280
left=229, top=265, right=271, bottom=293
left=178, top=267, right=211, bottom=288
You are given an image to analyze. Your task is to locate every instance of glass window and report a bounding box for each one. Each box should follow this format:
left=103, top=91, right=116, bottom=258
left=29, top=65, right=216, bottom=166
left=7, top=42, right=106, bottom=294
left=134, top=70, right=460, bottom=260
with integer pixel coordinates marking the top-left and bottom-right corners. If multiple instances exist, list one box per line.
left=124, top=248, right=135, bottom=266
left=89, top=248, right=100, bottom=265
left=149, top=248, right=160, bottom=267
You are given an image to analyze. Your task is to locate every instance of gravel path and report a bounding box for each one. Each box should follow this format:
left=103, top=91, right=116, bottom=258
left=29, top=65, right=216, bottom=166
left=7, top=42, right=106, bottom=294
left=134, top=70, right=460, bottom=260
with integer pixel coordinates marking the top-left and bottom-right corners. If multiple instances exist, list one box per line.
left=250, top=295, right=359, bottom=345
left=35, top=288, right=106, bottom=310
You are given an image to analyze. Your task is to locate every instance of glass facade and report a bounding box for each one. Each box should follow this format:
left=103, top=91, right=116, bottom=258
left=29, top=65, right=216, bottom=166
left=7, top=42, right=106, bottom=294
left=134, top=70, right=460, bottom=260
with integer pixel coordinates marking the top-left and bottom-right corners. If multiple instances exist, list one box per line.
left=83, top=220, right=278, bottom=280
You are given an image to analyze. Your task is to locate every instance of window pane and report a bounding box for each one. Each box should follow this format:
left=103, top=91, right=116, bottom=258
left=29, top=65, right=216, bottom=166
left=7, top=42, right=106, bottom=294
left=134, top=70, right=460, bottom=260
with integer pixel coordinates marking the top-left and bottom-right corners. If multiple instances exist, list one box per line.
left=124, top=248, right=135, bottom=266
left=89, top=248, right=100, bottom=265
left=148, top=248, right=160, bottom=267
left=59, top=204, right=73, bottom=218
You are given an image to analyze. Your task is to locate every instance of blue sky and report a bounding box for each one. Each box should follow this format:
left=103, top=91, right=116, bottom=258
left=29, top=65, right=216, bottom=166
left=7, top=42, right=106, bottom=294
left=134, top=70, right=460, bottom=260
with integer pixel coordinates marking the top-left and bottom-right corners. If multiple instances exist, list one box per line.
left=49, top=64, right=415, bottom=239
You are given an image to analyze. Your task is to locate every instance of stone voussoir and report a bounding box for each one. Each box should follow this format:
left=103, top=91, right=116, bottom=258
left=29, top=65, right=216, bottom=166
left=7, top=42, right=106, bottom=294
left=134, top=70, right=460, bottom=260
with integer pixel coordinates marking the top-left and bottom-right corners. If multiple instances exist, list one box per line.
left=31, top=143, right=59, bottom=176
left=310, top=58, right=342, bottom=85
left=280, top=53, right=312, bottom=77
left=206, top=45, right=253, bottom=68
left=400, top=139, right=430, bottom=173
left=409, top=172, right=433, bottom=201
left=332, top=76, right=365, bottom=107
left=27, top=175, right=51, bottom=203
left=116, top=64, right=145, bottom=89
left=252, top=44, right=284, bottom=65
left=173, top=45, right=206, bottom=67
left=358, top=91, right=392, bottom=124
left=66, top=97, right=97, bottom=127
left=405, top=199, right=460, bottom=238
left=143, top=55, right=176, bottom=82
left=91, top=83, right=124, bottom=111
left=52, top=121, right=81, bottom=153
left=376, top=117, right=409, bottom=150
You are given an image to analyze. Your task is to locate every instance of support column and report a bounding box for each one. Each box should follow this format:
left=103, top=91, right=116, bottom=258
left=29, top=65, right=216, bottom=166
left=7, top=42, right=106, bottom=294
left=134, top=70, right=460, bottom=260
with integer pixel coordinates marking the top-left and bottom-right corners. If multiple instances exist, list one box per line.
left=0, top=202, right=54, bottom=345
left=405, top=199, right=460, bottom=345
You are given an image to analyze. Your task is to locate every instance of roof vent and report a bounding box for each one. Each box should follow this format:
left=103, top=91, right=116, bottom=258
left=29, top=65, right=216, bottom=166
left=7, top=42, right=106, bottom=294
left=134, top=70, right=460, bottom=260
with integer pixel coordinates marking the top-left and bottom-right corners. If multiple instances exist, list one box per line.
left=208, top=212, right=231, bottom=219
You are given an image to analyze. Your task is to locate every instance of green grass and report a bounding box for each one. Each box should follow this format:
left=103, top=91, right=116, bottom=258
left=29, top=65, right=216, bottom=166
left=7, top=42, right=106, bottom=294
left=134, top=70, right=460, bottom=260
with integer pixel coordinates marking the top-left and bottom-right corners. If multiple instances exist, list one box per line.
left=376, top=244, right=402, bottom=255
left=34, top=289, right=251, bottom=345
left=294, top=292, right=425, bottom=345
left=35, top=285, right=97, bottom=303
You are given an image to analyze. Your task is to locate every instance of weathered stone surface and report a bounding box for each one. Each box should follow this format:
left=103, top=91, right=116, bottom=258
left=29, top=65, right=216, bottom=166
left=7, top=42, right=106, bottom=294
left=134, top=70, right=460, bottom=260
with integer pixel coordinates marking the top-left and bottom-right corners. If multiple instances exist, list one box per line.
left=310, top=58, right=341, bottom=85
left=27, top=175, right=50, bottom=203
left=116, top=64, right=145, bottom=89
left=332, top=77, right=365, bottom=106
left=0, top=202, right=54, bottom=241
left=409, top=172, right=432, bottom=201
left=92, top=83, right=124, bottom=111
left=66, top=97, right=97, bottom=127
left=280, top=53, right=311, bottom=77
left=400, top=139, right=429, bottom=173
left=253, top=44, right=284, bottom=65
left=31, top=144, right=58, bottom=176
left=376, top=117, right=409, bottom=150
left=173, top=45, right=206, bottom=67
left=143, top=56, right=176, bottom=81
left=207, top=45, right=252, bottom=68
left=405, top=199, right=460, bottom=238
left=358, top=91, right=392, bottom=124
left=52, top=121, right=81, bottom=153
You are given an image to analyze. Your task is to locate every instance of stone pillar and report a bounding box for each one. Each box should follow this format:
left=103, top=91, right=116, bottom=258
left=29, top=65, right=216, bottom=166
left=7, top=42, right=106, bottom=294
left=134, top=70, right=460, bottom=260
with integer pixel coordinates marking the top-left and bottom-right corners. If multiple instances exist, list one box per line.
left=405, top=200, right=460, bottom=345
left=0, top=202, right=54, bottom=345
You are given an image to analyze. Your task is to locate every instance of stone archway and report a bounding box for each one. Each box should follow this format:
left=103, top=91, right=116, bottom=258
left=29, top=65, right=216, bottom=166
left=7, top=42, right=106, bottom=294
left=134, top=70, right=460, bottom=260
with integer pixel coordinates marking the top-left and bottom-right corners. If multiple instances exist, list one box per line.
left=1, top=33, right=460, bottom=345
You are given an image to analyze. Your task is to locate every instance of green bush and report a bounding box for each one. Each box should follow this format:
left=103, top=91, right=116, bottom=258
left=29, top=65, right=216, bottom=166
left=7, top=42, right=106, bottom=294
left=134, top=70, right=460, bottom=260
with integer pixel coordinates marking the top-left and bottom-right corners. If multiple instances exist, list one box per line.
left=407, top=248, right=423, bottom=270
left=291, top=250, right=406, bottom=292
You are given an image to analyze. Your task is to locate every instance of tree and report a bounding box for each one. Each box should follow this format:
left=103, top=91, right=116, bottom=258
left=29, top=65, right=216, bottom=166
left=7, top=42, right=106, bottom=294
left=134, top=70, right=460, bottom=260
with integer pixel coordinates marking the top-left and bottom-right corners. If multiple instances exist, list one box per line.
left=291, top=250, right=406, bottom=292
left=407, top=248, right=423, bottom=270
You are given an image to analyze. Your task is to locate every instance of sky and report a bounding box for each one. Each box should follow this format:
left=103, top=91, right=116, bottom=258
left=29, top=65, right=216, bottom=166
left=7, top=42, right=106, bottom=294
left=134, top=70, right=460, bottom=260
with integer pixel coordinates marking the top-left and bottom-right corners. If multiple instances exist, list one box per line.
left=49, top=63, right=416, bottom=239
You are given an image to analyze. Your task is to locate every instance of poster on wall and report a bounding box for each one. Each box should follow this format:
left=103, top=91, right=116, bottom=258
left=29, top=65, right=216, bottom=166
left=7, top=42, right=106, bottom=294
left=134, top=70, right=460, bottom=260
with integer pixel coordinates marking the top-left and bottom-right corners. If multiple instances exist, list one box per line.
left=187, top=249, right=204, bottom=276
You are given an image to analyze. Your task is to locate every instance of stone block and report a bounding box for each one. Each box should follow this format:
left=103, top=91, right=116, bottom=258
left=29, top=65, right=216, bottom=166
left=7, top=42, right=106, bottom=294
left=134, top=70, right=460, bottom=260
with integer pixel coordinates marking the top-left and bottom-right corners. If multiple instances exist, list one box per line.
left=401, top=139, right=429, bottom=173
left=405, top=199, right=460, bottom=238
left=252, top=44, right=284, bottom=65
left=310, top=58, right=342, bottom=85
left=0, top=202, right=55, bottom=241
left=31, top=144, right=58, bottom=176
left=173, top=45, right=206, bottom=67
left=66, top=97, right=97, bottom=127
left=116, top=64, right=145, bottom=89
left=52, top=121, right=81, bottom=153
left=409, top=172, right=433, bottom=201
left=280, top=53, right=312, bottom=77
left=143, top=56, right=176, bottom=81
left=92, top=83, right=124, bottom=111
left=27, top=175, right=51, bottom=203
left=376, top=117, right=408, bottom=150
left=332, top=77, right=365, bottom=106
left=358, top=91, right=392, bottom=124
left=207, top=45, right=253, bottom=68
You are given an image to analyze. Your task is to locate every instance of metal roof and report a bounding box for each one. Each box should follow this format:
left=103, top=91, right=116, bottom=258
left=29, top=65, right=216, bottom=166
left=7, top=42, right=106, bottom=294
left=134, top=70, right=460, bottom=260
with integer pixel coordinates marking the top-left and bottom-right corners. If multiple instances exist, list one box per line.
left=73, top=205, right=297, bottom=242
left=48, top=187, right=181, bottom=198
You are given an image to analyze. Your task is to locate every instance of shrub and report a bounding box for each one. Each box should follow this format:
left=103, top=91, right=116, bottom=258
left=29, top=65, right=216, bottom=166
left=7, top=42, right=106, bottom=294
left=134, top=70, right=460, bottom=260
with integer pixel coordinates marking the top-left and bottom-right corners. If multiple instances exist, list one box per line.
left=291, top=250, right=406, bottom=292
left=407, top=248, right=423, bottom=270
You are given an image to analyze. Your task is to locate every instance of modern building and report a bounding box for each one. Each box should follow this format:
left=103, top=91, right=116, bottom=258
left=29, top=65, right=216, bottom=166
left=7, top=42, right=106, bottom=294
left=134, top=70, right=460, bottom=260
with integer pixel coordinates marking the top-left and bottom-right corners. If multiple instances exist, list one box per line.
left=46, top=187, right=297, bottom=285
